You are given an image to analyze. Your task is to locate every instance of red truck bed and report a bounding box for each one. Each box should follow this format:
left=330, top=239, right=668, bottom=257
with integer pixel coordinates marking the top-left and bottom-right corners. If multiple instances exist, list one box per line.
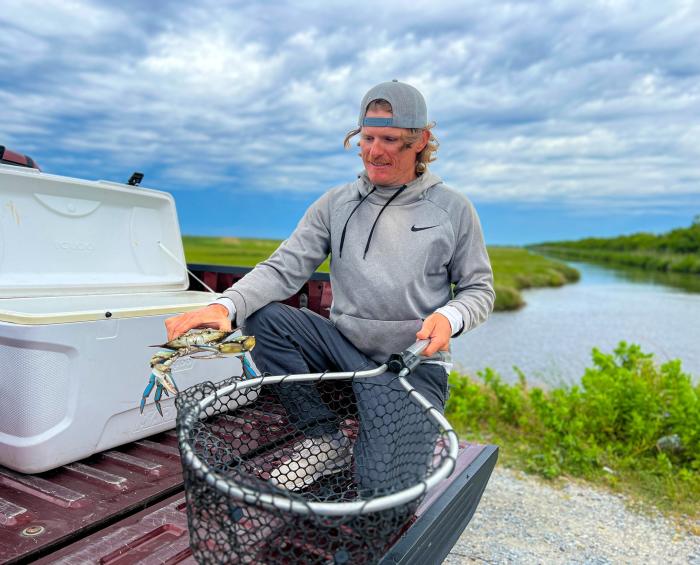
left=0, top=265, right=498, bottom=564
left=0, top=432, right=495, bottom=564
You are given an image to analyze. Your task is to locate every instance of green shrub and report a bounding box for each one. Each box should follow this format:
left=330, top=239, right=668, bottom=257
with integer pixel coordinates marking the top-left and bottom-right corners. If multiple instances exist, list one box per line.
left=446, top=342, right=700, bottom=515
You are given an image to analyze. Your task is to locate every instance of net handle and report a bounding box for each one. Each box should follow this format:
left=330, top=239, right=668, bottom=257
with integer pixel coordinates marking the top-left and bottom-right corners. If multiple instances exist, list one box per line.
left=179, top=361, right=459, bottom=517
left=388, top=339, right=430, bottom=374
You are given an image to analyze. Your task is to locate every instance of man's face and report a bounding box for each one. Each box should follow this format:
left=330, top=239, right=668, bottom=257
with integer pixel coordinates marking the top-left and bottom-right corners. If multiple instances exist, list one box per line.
left=359, top=109, right=424, bottom=186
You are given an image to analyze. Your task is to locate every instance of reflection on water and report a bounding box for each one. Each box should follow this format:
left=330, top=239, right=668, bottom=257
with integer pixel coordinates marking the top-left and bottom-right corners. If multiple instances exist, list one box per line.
left=540, top=252, right=700, bottom=293
left=451, top=260, right=700, bottom=387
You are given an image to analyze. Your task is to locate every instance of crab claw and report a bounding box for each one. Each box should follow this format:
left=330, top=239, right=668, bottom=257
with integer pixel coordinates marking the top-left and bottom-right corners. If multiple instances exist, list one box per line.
left=140, top=373, right=156, bottom=414
left=153, top=367, right=178, bottom=395
left=140, top=367, right=179, bottom=416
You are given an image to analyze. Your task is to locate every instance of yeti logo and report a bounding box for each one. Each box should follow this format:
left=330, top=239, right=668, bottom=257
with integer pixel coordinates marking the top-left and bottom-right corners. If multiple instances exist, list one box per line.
left=55, top=240, right=95, bottom=252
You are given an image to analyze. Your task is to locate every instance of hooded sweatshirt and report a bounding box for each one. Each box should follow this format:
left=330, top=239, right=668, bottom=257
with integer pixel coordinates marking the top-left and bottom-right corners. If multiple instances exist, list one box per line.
left=217, top=170, right=495, bottom=363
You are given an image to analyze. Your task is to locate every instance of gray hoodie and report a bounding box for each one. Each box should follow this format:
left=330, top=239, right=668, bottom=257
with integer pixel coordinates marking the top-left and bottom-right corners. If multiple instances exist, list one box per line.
left=218, top=170, right=495, bottom=363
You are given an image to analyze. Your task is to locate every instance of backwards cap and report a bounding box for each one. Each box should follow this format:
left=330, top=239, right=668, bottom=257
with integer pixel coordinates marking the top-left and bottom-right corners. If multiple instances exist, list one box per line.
left=358, top=80, right=428, bottom=128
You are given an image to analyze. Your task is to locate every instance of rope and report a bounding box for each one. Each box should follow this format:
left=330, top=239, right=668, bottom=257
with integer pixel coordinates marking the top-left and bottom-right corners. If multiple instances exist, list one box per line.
left=158, top=241, right=218, bottom=294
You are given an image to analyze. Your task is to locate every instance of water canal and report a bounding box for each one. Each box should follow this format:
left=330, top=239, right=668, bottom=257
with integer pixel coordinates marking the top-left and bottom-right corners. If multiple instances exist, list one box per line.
left=451, top=259, right=700, bottom=387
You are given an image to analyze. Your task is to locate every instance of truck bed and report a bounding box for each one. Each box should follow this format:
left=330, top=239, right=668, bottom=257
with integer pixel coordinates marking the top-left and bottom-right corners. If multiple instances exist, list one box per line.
left=0, top=265, right=498, bottom=564
left=0, top=431, right=496, bottom=564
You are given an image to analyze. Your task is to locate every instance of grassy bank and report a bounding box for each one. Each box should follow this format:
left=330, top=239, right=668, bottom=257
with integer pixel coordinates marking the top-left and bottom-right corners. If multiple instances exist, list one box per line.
left=530, top=221, right=700, bottom=275
left=182, top=237, right=579, bottom=312
left=488, top=247, right=579, bottom=310
left=531, top=246, right=700, bottom=275
left=446, top=343, right=700, bottom=523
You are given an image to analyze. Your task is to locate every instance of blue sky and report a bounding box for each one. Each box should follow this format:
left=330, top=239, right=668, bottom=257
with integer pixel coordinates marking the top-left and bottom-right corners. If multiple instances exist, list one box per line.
left=1, top=1, right=699, bottom=245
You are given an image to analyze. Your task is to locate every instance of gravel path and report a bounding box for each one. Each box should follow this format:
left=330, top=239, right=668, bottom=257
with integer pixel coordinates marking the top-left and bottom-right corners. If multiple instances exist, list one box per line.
left=445, top=465, right=700, bottom=564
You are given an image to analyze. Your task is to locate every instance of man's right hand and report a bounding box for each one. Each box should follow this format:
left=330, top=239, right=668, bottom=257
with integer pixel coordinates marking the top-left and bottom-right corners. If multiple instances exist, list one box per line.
left=164, top=304, right=232, bottom=341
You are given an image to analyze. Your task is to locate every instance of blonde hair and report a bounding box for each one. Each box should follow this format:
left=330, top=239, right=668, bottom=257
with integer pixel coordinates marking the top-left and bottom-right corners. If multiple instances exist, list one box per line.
left=344, top=99, right=439, bottom=175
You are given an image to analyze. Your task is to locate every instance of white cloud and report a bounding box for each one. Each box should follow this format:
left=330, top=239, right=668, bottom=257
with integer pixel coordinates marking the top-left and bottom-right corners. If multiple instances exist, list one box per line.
left=0, top=0, right=699, bottom=211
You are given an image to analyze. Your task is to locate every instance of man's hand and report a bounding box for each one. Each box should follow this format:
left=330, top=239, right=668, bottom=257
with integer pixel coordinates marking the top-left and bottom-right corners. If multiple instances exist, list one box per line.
left=416, top=312, right=452, bottom=356
left=164, top=304, right=231, bottom=341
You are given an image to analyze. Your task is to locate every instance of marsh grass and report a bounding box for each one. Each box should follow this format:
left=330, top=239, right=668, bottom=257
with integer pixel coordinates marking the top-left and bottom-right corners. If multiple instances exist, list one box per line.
left=530, top=221, right=700, bottom=275
left=182, top=237, right=578, bottom=311
left=488, top=247, right=580, bottom=310
left=533, top=246, right=700, bottom=275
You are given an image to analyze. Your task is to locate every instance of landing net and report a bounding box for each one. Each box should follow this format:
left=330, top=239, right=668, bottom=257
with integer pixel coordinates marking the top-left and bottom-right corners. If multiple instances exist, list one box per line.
left=176, top=364, right=458, bottom=564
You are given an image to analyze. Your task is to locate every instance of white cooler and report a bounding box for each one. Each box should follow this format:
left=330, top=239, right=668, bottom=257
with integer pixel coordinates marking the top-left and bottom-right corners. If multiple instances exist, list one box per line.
left=0, top=165, right=255, bottom=473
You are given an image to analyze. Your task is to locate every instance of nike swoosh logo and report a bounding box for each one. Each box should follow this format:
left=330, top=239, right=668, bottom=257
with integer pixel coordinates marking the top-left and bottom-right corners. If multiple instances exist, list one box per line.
left=411, top=225, right=438, bottom=232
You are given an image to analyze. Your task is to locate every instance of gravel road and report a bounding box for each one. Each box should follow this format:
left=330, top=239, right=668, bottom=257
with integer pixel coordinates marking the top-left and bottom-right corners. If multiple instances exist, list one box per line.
left=445, top=465, right=700, bottom=564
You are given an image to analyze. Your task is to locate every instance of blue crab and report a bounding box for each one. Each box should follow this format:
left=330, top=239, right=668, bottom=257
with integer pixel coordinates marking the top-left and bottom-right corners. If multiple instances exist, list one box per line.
left=140, top=329, right=257, bottom=416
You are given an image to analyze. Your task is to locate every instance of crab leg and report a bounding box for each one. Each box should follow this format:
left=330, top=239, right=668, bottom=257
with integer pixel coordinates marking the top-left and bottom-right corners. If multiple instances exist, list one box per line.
left=167, top=371, right=179, bottom=393
left=154, top=383, right=164, bottom=417
left=140, top=373, right=157, bottom=414
left=241, top=355, right=258, bottom=380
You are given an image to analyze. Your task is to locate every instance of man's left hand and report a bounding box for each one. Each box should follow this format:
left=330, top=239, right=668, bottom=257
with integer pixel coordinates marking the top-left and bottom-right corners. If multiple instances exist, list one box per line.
left=416, top=312, right=452, bottom=356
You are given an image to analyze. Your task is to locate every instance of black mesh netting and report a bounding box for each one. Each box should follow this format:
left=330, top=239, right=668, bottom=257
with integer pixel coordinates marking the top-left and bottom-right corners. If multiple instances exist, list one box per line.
left=176, top=369, right=453, bottom=564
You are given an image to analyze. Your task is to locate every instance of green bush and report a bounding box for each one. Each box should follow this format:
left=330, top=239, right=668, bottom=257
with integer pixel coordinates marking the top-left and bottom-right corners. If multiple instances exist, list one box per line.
left=446, top=342, right=700, bottom=514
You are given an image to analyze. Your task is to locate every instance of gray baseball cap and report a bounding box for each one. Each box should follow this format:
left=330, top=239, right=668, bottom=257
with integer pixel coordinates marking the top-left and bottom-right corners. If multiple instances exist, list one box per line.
left=358, top=79, right=428, bottom=128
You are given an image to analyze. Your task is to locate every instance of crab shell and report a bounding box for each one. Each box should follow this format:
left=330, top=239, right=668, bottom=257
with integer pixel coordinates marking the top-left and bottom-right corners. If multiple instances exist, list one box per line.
left=215, top=335, right=256, bottom=354
left=155, top=329, right=234, bottom=350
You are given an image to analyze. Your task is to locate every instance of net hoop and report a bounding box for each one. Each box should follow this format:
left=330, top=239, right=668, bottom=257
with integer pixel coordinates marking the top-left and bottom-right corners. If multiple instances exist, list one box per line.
left=179, top=364, right=459, bottom=517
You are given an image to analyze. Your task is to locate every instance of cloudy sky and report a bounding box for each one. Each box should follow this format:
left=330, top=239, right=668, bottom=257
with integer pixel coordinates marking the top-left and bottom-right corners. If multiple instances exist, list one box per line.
left=2, top=0, right=699, bottom=244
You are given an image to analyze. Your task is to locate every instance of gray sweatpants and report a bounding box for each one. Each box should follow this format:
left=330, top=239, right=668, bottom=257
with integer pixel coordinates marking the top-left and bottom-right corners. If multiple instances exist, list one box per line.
left=244, top=303, right=449, bottom=495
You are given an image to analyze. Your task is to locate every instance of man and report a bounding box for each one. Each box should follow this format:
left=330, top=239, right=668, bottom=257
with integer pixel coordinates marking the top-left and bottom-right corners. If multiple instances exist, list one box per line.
left=166, top=80, right=494, bottom=492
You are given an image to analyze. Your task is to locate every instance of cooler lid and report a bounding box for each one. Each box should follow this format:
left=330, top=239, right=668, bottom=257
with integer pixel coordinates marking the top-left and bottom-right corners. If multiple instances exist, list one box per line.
left=0, top=165, right=190, bottom=298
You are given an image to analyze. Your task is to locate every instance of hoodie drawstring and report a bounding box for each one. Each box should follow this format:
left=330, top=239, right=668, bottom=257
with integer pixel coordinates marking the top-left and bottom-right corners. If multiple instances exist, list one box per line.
left=339, top=186, right=377, bottom=257
left=363, top=184, right=407, bottom=259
